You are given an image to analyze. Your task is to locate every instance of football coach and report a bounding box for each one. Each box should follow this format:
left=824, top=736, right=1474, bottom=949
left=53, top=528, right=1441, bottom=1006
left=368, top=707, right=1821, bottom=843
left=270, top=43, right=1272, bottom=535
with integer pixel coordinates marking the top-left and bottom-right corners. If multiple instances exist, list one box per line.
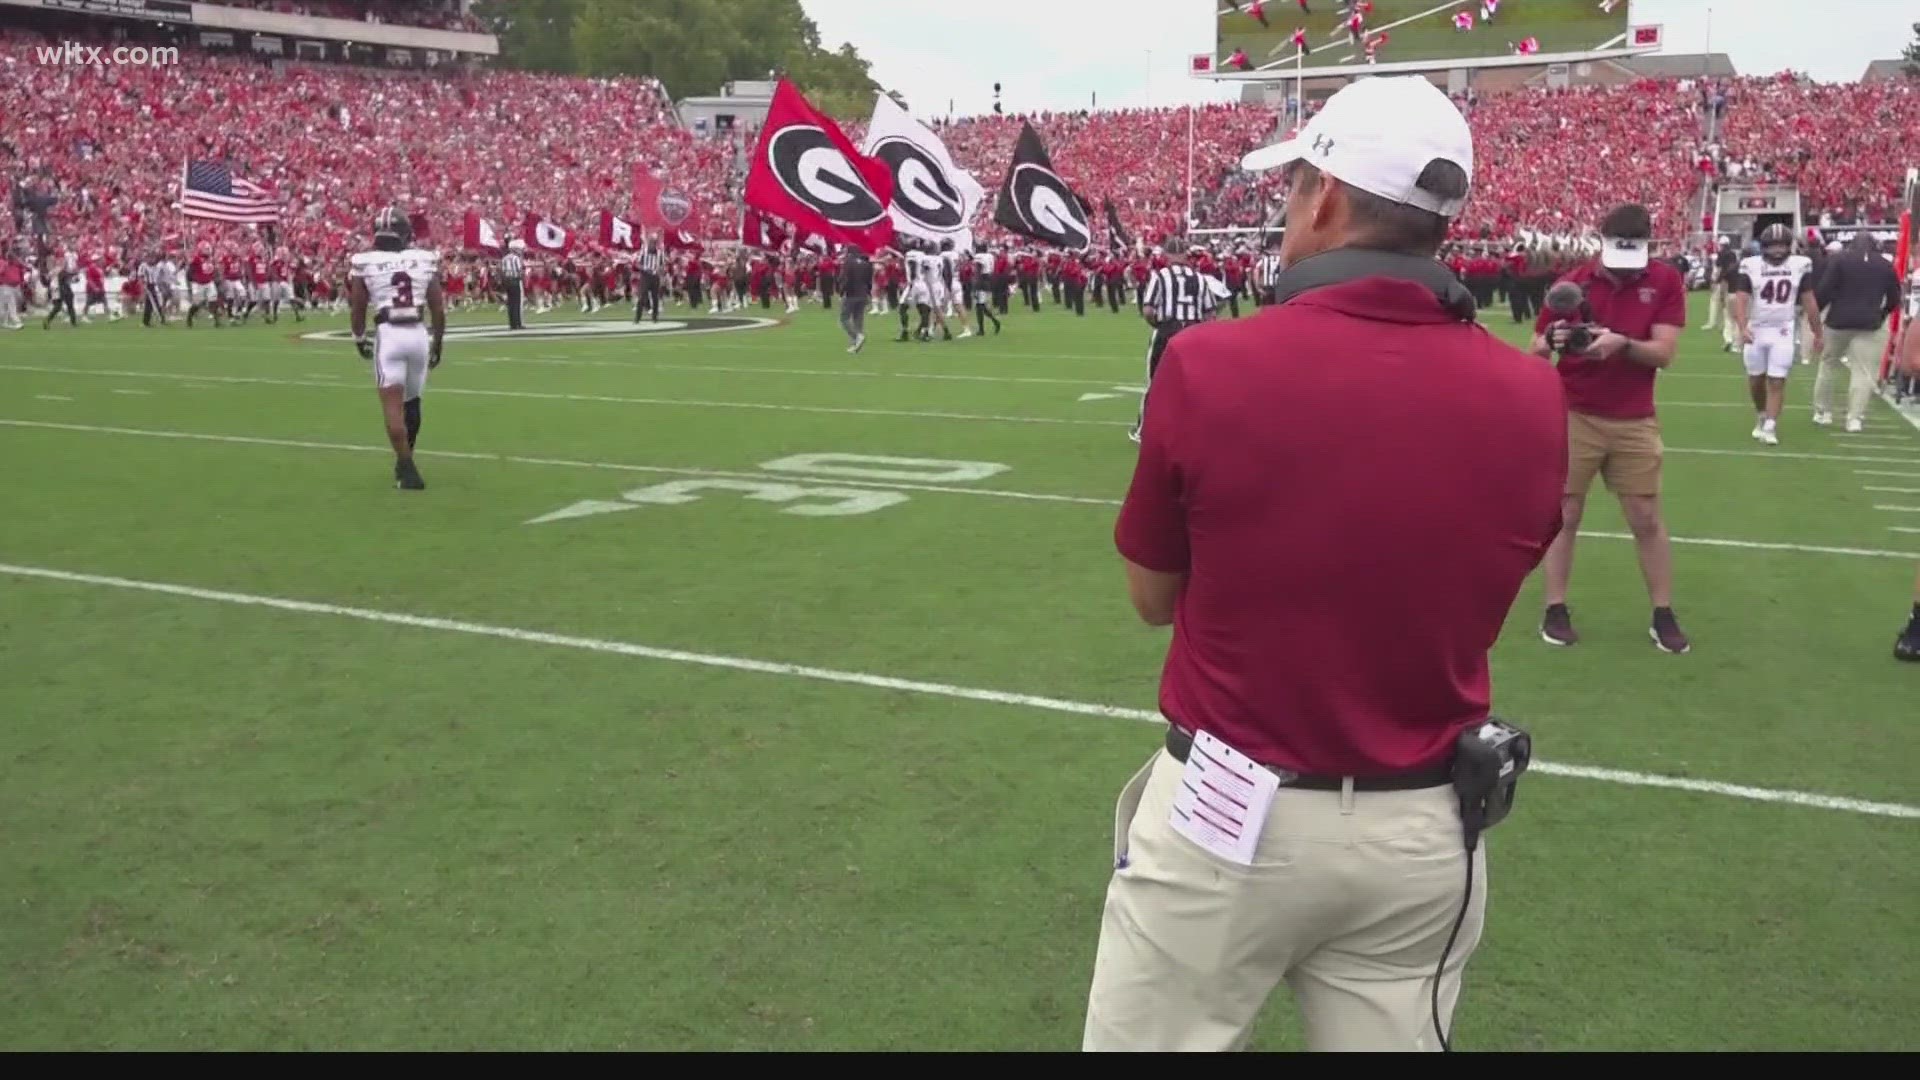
left=1081, top=77, right=1568, bottom=1053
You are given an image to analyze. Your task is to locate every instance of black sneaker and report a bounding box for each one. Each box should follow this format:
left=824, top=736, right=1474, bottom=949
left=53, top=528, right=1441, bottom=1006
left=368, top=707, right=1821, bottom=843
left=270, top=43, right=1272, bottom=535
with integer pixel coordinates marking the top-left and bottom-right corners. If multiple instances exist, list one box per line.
left=1650, top=607, right=1690, bottom=654
left=395, top=460, right=426, bottom=491
left=1540, top=603, right=1578, bottom=647
left=1896, top=621, right=1920, bottom=662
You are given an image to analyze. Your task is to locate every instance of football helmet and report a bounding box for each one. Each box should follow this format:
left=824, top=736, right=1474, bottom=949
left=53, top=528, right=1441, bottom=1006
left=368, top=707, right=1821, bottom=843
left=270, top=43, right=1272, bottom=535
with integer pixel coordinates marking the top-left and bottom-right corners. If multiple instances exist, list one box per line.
left=372, top=206, right=412, bottom=251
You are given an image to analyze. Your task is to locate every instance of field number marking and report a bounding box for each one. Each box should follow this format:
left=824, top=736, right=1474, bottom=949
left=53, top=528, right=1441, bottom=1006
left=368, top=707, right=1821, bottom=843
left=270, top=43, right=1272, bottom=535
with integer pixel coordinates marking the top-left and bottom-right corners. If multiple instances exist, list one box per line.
left=527, top=453, right=1005, bottom=525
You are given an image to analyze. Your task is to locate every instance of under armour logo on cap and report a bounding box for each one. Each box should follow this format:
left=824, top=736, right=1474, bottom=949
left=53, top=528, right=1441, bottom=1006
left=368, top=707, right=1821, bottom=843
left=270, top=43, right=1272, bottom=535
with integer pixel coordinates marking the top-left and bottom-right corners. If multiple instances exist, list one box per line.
left=1312, top=134, right=1335, bottom=156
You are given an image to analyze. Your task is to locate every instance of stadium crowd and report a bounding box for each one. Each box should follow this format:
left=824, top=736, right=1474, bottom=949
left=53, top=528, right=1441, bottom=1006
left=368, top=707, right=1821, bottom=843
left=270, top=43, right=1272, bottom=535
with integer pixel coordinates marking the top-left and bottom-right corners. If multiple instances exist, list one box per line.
left=3, top=25, right=1913, bottom=271
left=1, top=31, right=732, bottom=261
left=196, top=1, right=486, bottom=34
left=1709, top=75, right=1920, bottom=226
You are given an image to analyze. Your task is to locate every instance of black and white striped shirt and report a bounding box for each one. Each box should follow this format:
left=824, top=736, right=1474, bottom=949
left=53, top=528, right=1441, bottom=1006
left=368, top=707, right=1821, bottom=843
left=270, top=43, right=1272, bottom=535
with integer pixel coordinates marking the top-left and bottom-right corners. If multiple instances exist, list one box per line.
left=1141, top=263, right=1215, bottom=325
left=1256, top=253, right=1283, bottom=288
left=501, top=253, right=524, bottom=281
left=140, top=261, right=169, bottom=291
left=636, top=250, right=664, bottom=276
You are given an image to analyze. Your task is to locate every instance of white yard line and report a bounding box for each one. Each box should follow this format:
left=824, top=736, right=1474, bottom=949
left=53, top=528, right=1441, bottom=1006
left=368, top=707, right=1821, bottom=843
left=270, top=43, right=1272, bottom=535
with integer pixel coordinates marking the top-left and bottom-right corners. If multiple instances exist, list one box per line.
left=1863, top=486, right=1920, bottom=495
left=5, top=560, right=1916, bottom=820
left=1873, top=505, right=1920, bottom=513
left=0, top=364, right=1128, bottom=429
left=33, top=394, right=72, bottom=402
left=1855, top=469, right=1920, bottom=479
left=1889, top=526, right=1920, bottom=535
left=5, top=417, right=1916, bottom=561
left=14, top=364, right=1920, bottom=448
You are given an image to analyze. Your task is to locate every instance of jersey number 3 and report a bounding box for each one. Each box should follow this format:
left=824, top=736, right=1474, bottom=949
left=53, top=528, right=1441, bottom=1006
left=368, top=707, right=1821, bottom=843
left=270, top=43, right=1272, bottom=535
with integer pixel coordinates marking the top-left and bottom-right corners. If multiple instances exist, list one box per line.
left=391, top=271, right=414, bottom=307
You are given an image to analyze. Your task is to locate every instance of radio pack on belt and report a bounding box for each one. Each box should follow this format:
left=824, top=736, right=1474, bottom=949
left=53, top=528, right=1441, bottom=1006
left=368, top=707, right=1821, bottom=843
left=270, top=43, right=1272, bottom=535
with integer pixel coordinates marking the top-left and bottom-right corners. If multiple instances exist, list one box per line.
left=1450, top=717, right=1531, bottom=847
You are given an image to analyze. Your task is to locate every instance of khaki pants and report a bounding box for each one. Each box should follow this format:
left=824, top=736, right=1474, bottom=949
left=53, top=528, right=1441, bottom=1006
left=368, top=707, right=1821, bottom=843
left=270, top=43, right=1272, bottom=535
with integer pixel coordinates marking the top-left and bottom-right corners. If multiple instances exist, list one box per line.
left=1083, top=748, right=1485, bottom=1052
left=1811, top=327, right=1886, bottom=426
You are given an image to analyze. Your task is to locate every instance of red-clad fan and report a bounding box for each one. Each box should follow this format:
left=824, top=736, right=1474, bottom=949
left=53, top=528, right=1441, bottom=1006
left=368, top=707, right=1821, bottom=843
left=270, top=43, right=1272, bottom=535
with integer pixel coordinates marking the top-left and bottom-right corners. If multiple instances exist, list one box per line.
left=187, top=242, right=220, bottom=327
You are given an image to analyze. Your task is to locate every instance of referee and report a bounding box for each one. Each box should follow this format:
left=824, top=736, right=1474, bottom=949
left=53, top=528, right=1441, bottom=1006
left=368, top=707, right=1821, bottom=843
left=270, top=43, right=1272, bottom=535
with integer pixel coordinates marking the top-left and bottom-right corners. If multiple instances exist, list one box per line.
left=634, top=240, right=664, bottom=323
left=139, top=253, right=170, bottom=327
left=501, top=240, right=526, bottom=330
left=1130, top=249, right=1216, bottom=442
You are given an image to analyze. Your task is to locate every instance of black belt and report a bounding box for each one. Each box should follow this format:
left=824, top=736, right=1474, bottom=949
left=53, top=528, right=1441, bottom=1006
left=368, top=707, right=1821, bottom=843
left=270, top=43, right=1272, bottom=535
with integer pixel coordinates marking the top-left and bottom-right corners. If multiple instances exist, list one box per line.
left=1163, top=724, right=1453, bottom=792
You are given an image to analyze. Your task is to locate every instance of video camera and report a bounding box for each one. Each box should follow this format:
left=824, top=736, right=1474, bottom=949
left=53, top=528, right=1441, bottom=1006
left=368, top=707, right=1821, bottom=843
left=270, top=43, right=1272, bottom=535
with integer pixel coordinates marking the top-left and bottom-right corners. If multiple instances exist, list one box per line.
left=1543, top=280, right=1601, bottom=357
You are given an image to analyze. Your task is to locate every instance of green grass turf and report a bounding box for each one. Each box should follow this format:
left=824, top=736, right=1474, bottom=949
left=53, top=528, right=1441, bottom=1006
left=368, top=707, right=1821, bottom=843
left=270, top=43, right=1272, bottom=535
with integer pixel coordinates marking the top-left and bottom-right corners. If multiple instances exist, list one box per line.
left=2, top=290, right=1918, bottom=1050
left=1217, top=0, right=1628, bottom=71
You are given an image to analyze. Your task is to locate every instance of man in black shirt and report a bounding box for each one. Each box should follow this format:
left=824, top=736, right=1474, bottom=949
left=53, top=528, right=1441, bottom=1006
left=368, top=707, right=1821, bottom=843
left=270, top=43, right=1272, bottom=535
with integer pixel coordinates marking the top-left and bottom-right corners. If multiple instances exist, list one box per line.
left=837, top=249, right=872, bottom=353
left=1810, top=233, right=1901, bottom=432
left=1708, top=237, right=1739, bottom=346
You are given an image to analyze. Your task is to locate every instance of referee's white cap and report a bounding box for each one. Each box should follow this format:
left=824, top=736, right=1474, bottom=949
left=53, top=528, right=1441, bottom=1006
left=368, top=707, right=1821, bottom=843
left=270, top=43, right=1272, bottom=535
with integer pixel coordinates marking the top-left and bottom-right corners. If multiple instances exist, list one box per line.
left=1240, top=76, right=1473, bottom=217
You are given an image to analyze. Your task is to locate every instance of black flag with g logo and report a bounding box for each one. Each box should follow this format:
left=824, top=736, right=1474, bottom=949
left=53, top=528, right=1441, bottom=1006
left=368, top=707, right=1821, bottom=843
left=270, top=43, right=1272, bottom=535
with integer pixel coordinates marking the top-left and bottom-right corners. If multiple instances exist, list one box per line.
left=992, top=122, right=1092, bottom=251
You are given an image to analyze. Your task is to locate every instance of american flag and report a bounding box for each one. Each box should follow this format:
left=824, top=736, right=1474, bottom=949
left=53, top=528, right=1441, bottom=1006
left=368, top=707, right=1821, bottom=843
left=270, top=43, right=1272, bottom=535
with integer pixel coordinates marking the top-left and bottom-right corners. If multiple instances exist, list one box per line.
left=178, top=160, right=282, bottom=224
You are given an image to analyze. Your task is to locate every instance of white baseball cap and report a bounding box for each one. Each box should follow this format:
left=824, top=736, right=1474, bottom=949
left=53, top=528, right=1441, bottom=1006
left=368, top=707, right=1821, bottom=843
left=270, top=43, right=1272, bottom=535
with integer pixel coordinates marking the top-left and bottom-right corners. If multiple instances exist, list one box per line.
left=1240, top=77, right=1473, bottom=217
left=1599, top=236, right=1649, bottom=270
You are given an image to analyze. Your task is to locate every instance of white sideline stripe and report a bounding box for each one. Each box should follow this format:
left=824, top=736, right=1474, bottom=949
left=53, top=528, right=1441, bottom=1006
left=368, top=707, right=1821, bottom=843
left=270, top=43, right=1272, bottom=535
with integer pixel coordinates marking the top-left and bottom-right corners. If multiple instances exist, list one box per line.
left=0, top=420, right=1120, bottom=508
left=0, top=364, right=1126, bottom=429
left=6, top=418, right=1917, bottom=561
left=1576, top=530, right=1915, bottom=561
left=5, top=560, right=1915, bottom=821
left=1667, top=446, right=1920, bottom=465
left=1855, top=469, right=1920, bottom=479
left=1890, top=526, right=1920, bottom=535
left=478, top=356, right=1127, bottom=388
left=1863, top=486, right=1920, bottom=495
left=1873, top=505, right=1920, bottom=513
left=1879, top=387, right=1920, bottom=436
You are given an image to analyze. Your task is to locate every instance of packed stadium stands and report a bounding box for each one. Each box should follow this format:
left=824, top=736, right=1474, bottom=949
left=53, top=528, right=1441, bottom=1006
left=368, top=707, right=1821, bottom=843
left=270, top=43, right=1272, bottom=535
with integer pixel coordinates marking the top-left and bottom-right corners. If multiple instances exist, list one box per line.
left=1711, top=75, right=1920, bottom=226
left=3, top=22, right=1912, bottom=263
left=1, top=31, right=732, bottom=259
left=196, top=1, right=486, bottom=34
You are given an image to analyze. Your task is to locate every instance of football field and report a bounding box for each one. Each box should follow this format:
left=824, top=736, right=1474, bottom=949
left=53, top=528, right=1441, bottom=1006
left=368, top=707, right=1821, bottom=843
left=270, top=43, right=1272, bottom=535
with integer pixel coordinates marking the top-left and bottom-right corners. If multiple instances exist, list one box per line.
left=2, top=294, right=1918, bottom=1050
left=1215, top=0, right=1627, bottom=70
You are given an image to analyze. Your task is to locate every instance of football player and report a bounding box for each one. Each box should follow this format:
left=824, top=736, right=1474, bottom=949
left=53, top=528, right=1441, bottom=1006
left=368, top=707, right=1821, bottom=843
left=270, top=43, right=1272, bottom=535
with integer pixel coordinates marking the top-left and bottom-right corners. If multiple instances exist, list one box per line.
left=349, top=207, right=445, bottom=491
left=1730, top=223, right=1819, bottom=446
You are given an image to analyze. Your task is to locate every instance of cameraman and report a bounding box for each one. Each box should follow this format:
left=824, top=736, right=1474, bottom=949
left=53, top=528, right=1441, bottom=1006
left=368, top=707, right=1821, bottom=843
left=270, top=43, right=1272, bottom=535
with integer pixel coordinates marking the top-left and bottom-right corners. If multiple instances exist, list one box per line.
left=1531, top=204, right=1690, bottom=654
left=1083, top=77, right=1566, bottom=1053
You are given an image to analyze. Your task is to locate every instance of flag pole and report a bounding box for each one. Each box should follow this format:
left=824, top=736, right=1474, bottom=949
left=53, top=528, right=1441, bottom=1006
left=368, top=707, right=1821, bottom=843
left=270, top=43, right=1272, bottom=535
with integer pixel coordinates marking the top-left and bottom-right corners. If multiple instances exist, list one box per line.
left=1185, top=102, right=1195, bottom=237
left=1295, top=48, right=1304, bottom=127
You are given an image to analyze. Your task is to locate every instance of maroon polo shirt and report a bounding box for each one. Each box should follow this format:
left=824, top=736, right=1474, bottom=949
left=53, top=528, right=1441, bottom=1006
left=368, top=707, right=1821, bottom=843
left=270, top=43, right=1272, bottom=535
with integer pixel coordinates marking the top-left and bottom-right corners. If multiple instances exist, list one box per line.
left=1115, top=275, right=1568, bottom=776
left=1533, top=259, right=1688, bottom=420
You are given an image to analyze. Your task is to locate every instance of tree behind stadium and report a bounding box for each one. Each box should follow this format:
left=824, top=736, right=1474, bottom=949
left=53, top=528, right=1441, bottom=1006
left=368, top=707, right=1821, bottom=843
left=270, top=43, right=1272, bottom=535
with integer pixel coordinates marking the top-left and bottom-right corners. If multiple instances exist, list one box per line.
left=473, top=0, right=883, bottom=117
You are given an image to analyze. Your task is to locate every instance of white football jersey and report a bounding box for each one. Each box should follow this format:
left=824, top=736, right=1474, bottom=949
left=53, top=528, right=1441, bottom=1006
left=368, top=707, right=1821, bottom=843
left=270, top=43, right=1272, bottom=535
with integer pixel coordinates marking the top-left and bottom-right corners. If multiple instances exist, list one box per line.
left=351, top=247, right=439, bottom=322
left=1738, top=253, right=1811, bottom=328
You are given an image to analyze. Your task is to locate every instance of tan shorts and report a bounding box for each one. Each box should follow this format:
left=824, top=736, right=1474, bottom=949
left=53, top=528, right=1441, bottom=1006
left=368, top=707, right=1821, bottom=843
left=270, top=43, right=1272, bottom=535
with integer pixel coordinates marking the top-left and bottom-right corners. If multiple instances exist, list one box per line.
left=1567, top=412, right=1662, bottom=498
